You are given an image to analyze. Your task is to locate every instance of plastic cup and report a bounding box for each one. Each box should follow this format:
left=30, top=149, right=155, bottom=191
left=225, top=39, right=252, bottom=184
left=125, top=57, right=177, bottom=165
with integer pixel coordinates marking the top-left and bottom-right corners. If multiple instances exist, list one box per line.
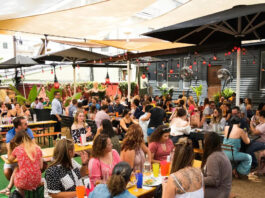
left=136, top=172, right=143, bottom=188
left=76, top=185, right=85, bottom=198
left=116, top=112, right=119, bottom=117
left=81, top=134, right=86, bottom=146
left=160, top=161, right=169, bottom=176
left=152, top=163, right=159, bottom=177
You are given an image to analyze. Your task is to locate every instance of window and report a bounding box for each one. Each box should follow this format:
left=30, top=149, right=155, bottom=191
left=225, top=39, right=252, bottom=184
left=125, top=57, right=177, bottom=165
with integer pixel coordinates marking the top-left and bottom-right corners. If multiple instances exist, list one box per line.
left=157, top=61, right=167, bottom=87
left=2, top=42, right=8, bottom=49
left=167, top=58, right=180, bottom=88
left=261, top=51, right=265, bottom=90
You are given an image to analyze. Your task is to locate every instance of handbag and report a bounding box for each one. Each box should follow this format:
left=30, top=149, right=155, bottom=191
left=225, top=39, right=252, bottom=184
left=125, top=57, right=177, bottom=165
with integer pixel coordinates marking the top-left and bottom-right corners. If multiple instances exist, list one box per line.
left=9, top=190, right=23, bottom=198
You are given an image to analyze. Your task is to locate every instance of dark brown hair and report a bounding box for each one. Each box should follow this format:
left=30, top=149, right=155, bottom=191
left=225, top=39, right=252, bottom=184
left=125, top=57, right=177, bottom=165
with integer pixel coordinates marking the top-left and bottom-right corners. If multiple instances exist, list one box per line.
left=48, top=139, right=74, bottom=169
left=170, top=138, right=194, bottom=173
left=92, top=134, right=109, bottom=158
left=121, top=124, right=143, bottom=151
left=201, top=132, right=222, bottom=168
left=149, top=125, right=170, bottom=143
left=107, top=162, right=132, bottom=196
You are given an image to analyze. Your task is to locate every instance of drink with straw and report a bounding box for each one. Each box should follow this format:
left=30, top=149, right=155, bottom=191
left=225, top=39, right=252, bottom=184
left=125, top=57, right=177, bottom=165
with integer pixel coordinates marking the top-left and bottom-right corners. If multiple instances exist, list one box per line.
left=152, top=163, right=159, bottom=177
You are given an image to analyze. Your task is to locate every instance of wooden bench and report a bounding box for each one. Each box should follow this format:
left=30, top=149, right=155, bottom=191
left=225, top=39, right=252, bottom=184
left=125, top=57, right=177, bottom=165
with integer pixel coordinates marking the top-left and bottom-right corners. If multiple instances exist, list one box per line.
left=0, top=132, right=7, bottom=135
left=222, top=144, right=237, bottom=166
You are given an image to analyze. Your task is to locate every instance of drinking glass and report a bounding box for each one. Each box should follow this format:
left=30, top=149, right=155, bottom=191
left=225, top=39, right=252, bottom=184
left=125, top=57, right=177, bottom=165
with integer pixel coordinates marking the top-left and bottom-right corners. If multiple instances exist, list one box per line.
left=160, top=161, right=169, bottom=176
left=152, top=163, right=159, bottom=177
left=76, top=185, right=85, bottom=198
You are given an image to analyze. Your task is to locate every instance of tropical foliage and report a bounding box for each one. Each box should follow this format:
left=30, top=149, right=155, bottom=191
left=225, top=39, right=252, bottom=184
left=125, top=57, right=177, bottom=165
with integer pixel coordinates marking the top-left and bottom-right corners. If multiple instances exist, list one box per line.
left=191, top=84, right=203, bottom=105
left=158, top=84, right=173, bottom=97
left=119, top=82, right=138, bottom=96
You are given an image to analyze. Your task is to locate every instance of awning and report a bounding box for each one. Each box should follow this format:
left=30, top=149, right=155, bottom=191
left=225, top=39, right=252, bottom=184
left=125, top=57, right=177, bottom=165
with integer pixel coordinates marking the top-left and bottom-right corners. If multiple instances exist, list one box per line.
left=0, top=55, right=39, bottom=69
left=91, top=38, right=193, bottom=52
left=0, top=0, right=155, bottom=39
left=35, top=47, right=108, bottom=62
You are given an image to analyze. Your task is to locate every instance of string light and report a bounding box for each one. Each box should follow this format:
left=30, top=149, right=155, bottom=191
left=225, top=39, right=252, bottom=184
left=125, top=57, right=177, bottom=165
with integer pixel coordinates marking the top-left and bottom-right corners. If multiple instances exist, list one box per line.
left=51, top=69, right=53, bottom=74
left=142, top=73, right=146, bottom=79
left=213, top=56, right=217, bottom=61
left=148, top=62, right=151, bottom=66
left=189, top=65, right=192, bottom=69
left=202, top=60, right=206, bottom=65
left=169, top=69, right=173, bottom=74
left=225, top=53, right=228, bottom=56
left=177, top=63, right=180, bottom=68
left=228, top=51, right=231, bottom=55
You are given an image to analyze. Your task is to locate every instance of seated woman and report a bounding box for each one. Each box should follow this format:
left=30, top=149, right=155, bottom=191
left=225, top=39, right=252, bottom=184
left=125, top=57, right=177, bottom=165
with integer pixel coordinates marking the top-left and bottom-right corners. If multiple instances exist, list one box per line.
left=170, top=108, right=191, bottom=144
left=7, top=103, right=24, bottom=117
left=89, top=162, right=136, bottom=198
left=0, top=131, right=43, bottom=197
left=119, top=108, right=138, bottom=138
left=220, top=101, right=232, bottom=121
left=202, top=132, right=232, bottom=198
left=120, top=124, right=151, bottom=171
left=21, top=105, right=31, bottom=120
left=162, top=138, right=204, bottom=198
left=246, top=110, right=265, bottom=169
left=71, top=110, right=92, bottom=143
left=0, top=102, right=8, bottom=117
left=88, top=105, right=97, bottom=120
left=89, top=134, right=121, bottom=185
left=148, top=125, right=174, bottom=163
left=45, top=139, right=89, bottom=198
left=223, top=116, right=252, bottom=178
left=95, top=119, right=121, bottom=153
left=210, top=108, right=226, bottom=132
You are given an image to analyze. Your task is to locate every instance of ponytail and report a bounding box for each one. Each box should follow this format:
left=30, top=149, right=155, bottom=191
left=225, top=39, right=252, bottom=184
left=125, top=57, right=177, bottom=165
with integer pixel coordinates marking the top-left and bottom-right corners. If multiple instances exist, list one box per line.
left=107, top=174, right=126, bottom=196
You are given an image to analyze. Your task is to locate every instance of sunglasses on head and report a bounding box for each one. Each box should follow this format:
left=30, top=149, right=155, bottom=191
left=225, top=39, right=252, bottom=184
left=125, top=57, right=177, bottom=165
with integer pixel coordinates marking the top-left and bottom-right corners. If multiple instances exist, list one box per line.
left=162, top=127, right=171, bottom=132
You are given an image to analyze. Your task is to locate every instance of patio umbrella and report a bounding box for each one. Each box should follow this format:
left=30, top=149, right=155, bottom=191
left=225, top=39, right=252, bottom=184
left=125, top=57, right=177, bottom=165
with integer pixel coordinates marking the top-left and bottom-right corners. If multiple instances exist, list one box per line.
left=35, top=47, right=108, bottom=94
left=0, top=55, right=39, bottom=95
left=144, top=3, right=265, bottom=105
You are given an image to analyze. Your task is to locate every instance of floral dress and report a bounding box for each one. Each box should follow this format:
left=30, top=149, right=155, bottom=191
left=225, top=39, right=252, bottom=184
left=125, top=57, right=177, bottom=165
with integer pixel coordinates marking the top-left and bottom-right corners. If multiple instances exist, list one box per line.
left=12, top=145, right=42, bottom=190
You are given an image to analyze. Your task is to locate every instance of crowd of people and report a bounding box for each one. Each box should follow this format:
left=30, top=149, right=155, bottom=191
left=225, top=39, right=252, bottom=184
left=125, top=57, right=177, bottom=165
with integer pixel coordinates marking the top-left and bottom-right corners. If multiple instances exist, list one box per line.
left=1, top=90, right=265, bottom=198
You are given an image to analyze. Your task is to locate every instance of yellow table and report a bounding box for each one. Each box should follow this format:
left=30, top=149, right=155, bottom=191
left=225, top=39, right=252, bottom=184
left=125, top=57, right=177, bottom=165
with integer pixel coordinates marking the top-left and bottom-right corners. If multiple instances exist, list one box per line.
left=0, top=120, right=57, bottom=128
left=1, top=143, right=92, bottom=164
left=128, top=186, right=156, bottom=197
left=193, top=160, right=202, bottom=168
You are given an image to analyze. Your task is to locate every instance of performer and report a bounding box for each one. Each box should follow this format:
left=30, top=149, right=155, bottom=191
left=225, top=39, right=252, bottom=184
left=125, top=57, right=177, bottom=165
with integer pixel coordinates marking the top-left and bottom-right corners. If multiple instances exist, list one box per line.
left=86, top=82, right=106, bottom=99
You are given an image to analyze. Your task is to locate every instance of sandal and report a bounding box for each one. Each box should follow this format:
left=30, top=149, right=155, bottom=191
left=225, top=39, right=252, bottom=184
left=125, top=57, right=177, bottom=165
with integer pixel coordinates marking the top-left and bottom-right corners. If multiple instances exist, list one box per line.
left=0, top=187, right=11, bottom=195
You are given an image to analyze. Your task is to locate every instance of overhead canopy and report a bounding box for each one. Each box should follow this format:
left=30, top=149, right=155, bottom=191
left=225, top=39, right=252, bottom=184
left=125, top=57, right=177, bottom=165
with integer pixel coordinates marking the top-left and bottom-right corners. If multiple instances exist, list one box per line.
left=50, top=39, right=106, bottom=48
left=35, top=47, right=108, bottom=62
left=0, top=55, right=39, bottom=69
left=0, top=0, right=155, bottom=39
left=91, top=38, right=193, bottom=52
left=144, top=3, right=265, bottom=44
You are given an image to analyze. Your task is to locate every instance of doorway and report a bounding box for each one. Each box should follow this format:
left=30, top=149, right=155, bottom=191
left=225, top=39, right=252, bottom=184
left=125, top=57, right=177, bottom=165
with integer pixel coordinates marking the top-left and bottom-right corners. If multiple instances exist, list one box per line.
left=207, top=66, right=221, bottom=99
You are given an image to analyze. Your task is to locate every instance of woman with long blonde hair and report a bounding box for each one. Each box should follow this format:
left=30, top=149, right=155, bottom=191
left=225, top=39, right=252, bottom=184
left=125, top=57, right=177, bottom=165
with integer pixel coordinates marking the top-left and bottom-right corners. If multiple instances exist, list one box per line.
left=0, top=131, right=43, bottom=197
left=71, top=110, right=92, bottom=143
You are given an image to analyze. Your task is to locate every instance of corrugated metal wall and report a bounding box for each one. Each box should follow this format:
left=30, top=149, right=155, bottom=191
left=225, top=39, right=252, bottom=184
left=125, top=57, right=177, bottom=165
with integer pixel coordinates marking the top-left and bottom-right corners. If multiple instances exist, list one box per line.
left=147, top=46, right=265, bottom=105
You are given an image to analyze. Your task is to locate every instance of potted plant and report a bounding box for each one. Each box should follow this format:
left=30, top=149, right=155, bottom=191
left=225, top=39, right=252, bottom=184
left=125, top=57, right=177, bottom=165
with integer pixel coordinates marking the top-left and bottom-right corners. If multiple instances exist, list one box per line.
left=158, top=84, right=173, bottom=97
left=191, top=85, right=203, bottom=105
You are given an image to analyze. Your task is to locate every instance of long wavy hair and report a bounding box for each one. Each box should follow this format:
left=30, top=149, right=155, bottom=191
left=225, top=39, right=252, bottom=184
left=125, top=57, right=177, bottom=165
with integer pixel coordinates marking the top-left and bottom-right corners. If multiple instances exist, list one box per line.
left=73, top=110, right=87, bottom=128
left=149, top=125, right=170, bottom=143
left=121, top=124, right=143, bottom=151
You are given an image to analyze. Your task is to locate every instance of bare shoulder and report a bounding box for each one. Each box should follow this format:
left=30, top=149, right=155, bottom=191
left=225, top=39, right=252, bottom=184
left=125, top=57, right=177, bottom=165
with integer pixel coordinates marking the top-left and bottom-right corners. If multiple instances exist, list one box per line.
left=173, top=167, right=202, bottom=192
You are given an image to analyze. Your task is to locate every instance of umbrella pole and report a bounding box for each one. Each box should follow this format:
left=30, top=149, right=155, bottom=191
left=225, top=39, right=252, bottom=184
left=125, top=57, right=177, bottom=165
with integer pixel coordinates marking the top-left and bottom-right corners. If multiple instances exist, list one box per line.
left=236, top=49, right=241, bottom=106
left=127, top=60, right=131, bottom=101
left=73, top=65, right=76, bottom=95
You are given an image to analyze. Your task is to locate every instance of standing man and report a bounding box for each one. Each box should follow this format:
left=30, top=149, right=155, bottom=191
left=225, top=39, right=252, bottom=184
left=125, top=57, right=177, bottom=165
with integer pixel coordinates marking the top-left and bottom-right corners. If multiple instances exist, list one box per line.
left=51, top=91, right=62, bottom=133
left=4, top=117, right=34, bottom=180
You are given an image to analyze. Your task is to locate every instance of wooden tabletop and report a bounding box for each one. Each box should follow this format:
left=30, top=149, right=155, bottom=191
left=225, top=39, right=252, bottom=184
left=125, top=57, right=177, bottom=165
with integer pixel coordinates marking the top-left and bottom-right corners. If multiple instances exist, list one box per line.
left=0, top=120, right=57, bottom=128
left=128, top=186, right=156, bottom=197
left=1, top=143, right=92, bottom=164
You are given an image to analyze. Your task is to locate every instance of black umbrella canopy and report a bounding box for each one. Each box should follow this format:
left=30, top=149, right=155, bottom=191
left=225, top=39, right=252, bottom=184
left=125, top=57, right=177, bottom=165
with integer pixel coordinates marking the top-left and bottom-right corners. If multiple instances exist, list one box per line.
left=0, top=55, right=38, bottom=69
left=144, top=4, right=265, bottom=45
left=34, top=47, right=108, bottom=62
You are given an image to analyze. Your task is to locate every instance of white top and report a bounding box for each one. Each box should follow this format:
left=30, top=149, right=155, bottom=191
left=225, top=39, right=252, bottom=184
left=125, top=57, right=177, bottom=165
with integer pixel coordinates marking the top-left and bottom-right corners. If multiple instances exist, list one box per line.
left=51, top=98, right=62, bottom=115
left=171, top=173, right=204, bottom=198
left=139, top=112, right=149, bottom=143
left=170, top=125, right=191, bottom=136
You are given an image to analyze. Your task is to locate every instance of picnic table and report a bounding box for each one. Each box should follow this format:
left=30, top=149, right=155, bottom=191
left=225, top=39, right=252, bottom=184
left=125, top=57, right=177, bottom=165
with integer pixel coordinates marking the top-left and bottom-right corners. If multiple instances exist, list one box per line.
left=0, top=120, right=57, bottom=129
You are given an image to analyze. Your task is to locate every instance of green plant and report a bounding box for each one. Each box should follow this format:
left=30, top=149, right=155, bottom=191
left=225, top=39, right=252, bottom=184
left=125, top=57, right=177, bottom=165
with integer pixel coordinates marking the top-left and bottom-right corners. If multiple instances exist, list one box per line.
left=9, top=84, right=40, bottom=105
left=222, top=88, right=234, bottom=99
left=158, top=84, right=173, bottom=97
left=118, top=82, right=138, bottom=96
left=213, top=92, right=221, bottom=104
left=46, top=87, right=62, bottom=102
left=64, top=92, right=82, bottom=107
left=191, top=85, right=203, bottom=105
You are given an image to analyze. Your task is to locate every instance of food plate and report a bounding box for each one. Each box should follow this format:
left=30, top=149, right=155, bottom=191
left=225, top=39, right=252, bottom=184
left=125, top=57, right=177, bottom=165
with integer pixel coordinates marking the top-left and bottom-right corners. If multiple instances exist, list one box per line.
left=143, top=176, right=162, bottom=187
left=126, top=181, right=135, bottom=189
left=77, top=142, right=91, bottom=146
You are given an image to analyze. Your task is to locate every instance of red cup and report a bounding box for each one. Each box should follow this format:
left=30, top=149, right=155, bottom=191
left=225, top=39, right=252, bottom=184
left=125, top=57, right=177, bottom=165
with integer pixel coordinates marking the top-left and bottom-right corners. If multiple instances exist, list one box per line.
left=160, top=161, right=169, bottom=176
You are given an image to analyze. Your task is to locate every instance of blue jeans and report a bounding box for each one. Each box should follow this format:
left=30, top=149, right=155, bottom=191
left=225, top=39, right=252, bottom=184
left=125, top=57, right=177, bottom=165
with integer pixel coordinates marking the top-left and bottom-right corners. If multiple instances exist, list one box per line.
left=246, top=141, right=265, bottom=168
left=224, top=150, right=252, bottom=175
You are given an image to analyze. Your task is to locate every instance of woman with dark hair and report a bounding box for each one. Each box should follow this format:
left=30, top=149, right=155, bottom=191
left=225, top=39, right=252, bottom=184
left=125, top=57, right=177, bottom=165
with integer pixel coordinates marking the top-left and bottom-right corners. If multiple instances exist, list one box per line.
left=119, top=108, right=138, bottom=136
left=120, top=124, right=151, bottom=171
left=89, top=162, right=136, bottom=198
left=202, top=132, right=232, bottom=198
left=223, top=116, right=251, bottom=178
left=246, top=110, right=265, bottom=169
left=162, top=138, right=204, bottom=198
left=169, top=108, right=191, bottom=144
left=45, top=139, right=89, bottom=197
left=245, top=98, right=254, bottom=120
left=95, top=119, right=121, bottom=153
left=149, top=125, right=174, bottom=163
left=89, top=134, right=120, bottom=185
